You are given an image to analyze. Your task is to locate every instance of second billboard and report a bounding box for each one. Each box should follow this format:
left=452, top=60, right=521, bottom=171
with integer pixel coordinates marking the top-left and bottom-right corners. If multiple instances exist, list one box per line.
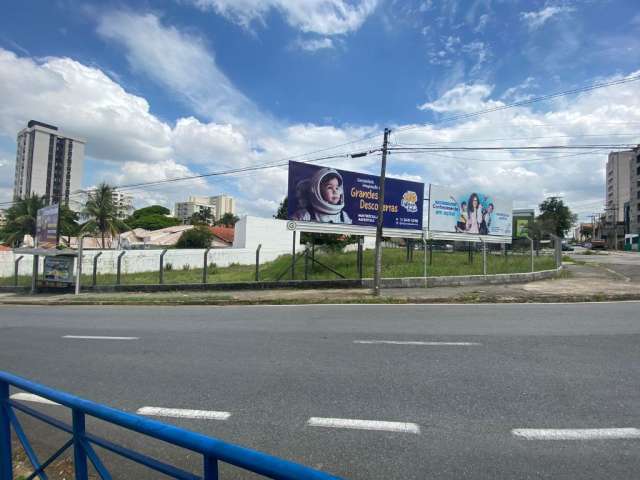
left=429, top=185, right=512, bottom=236
left=288, top=161, right=424, bottom=231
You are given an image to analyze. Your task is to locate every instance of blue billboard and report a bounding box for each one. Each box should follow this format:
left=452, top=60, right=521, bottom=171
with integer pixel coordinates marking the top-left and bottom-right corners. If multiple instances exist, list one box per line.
left=287, top=161, right=424, bottom=231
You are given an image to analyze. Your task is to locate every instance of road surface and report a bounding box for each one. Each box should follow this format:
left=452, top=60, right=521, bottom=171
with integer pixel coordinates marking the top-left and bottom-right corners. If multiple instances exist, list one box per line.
left=1, top=303, right=639, bottom=479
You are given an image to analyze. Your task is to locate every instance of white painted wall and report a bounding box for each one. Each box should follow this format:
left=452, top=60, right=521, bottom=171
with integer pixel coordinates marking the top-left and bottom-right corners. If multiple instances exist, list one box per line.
left=233, top=216, right=301, bottom=250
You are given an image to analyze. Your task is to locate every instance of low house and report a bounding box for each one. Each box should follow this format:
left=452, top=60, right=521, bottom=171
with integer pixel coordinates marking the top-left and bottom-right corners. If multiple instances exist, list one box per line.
left=208, top=226, right=235, bottom=248
left=119, top=225, right=194, bottom=249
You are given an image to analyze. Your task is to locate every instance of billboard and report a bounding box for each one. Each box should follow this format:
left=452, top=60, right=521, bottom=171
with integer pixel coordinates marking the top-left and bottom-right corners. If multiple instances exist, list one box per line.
left=428, top=185, right=512, bottom=236
left=514, top=218, right=531, bottom=238
left=287, top=161, right=424, bottom=231
left=36, top=204, right=59, bottom=248
left=43, top=256, right=75, bottom=283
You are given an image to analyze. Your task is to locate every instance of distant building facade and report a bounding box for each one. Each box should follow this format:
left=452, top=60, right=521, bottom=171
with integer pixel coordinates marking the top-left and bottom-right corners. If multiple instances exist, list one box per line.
left=606, top=150, right=633, bottom=225
left=0, top=208, right=6, bottom=230
left=174, top=195, right=235, bottom=224
left=630, top=147, right=640, bottom=234
left=13, top=120, right=85, bottom=206
left=112, top=191, right=134, bottom=220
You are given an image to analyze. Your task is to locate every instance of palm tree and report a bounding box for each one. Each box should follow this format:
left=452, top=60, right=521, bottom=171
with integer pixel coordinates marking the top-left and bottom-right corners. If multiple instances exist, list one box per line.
left=82, top=183, right=128, bottom=248
left=2, top=194, right=46, bottom=246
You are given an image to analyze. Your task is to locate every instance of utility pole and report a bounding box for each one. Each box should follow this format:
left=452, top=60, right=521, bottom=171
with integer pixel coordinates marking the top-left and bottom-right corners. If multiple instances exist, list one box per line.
left=373, top=128, right=390, bottom=296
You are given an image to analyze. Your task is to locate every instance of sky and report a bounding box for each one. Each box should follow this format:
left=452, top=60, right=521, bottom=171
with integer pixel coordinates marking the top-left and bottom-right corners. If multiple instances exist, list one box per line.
left=0, top=0, right=639, bottom=221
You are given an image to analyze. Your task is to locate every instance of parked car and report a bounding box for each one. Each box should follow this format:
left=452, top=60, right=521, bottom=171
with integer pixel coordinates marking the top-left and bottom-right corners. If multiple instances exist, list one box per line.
left=561, top=243, right=574, bottom=252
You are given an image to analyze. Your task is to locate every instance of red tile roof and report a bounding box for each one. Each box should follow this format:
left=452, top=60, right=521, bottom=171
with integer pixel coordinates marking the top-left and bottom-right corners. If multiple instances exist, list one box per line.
left=208, top=226, right=235, bottom=244
left=0, top=245, right=12, bottom=251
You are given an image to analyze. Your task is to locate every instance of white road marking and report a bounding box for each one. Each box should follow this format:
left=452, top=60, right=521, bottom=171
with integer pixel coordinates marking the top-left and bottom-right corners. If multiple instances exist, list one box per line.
left=63, top=335, right=139, bottom=340
left=354, top=340, right=480, bottom=346
left=10, top=393, right=60, bottom=406
left=136, top=407, right=231, bottom=420
left=512, top=428, right=640, bottom=440
left=307, top=417, right=421, bottom=434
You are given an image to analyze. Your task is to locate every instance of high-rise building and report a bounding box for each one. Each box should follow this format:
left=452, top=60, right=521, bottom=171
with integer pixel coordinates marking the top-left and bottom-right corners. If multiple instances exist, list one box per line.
left=174, top=194, right=235, bottom=224
left=605, top=150, right=633, bottom=224
left=13, top=120, right=85, bottom=206
left=210, top=194, right=235, bottom=221
left=629, top=147, right=640, bottom=234
left=112, top=191, right=135, bottom=220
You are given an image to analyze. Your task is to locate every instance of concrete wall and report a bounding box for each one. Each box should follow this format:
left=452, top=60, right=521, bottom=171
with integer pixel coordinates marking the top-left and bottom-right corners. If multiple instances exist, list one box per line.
left=0, top=246, right=292, bottom=278
left=233, top=216, right=301, bottom=250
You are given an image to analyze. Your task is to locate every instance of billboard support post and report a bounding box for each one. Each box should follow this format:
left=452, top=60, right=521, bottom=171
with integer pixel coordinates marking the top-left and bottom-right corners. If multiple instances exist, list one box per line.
left=30, top=255, right=38, bottom=294
left=423, top=236, right=428, bottom=287
left=291, top=231, right=296, bottom=280
left=373, top=128, right=390, bottom=296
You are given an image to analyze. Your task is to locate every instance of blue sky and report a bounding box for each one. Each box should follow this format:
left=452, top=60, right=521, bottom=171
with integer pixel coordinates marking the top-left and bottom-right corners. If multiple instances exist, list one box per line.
left=1, top=0, right=639, bottom=220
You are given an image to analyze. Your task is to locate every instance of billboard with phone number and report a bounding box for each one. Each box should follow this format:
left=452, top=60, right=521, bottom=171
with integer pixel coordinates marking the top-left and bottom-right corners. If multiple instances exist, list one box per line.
left=287, top=161, right=424, bottom=231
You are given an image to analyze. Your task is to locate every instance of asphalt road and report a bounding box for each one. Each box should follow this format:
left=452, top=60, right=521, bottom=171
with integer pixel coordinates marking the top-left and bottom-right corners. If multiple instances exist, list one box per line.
left=1, top=303, right=639, bottom=479
left=572, top=251, right=640, bottom=281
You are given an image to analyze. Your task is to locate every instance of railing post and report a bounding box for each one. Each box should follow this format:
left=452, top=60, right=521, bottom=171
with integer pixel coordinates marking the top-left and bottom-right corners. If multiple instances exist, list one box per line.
left=304, top=246, right=309, bottom=280
left=0, top=381, right=12, bottom=480
left=255, top=244, right=261, bottom=282
left=92, top=252, right=102, bottom=287
left=357, top=237, right=364, bottom=280
left=203, top=248, right=211, bottom=284
left=13, top=255, right=23, bottom=287
left=116, top=251, right=125, bottom=285
left=204, top=455, right=218, bottom=480
left=72, top=409, right=88, bottom=480
left=159, top=249, right=168, bottom=284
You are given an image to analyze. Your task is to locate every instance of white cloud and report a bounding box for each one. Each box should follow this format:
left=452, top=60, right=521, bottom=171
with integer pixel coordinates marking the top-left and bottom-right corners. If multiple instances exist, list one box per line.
left=418, top=83, right=500, bottom=113
left=293, top=37, right=335, bottom=52
left=186, top=0, right=379, bottom=35
left=97, top=11, right=258, bottom=125
left=520, top=5, right=575, bottom=31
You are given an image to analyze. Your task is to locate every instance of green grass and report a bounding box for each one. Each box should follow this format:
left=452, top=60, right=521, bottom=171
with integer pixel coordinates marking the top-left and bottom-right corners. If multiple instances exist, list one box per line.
left=1, top=248, right=557, bottom=287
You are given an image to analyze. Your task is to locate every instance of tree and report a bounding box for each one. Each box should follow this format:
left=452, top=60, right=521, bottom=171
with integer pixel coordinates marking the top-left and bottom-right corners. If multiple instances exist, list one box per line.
left=274, top=197, right=288, bottom=219
left=536, top=197, right=577, bottom=238
left=82, top=183, right=128, bottom=248
left=175, top=227, right=213, bottom=248
left=189, top=207, right=213, bottom=226
left=215, top=212, right=239, bottom=227
left=1, top=194, right=45, bottom=246
left=59, top=204, right=80, bottom=244
left=126, top=205, right=181, bottom=230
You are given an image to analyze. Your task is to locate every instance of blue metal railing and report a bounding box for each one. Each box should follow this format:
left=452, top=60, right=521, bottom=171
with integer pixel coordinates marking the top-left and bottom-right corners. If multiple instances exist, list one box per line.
left=0, top=371, right=341, bottom=480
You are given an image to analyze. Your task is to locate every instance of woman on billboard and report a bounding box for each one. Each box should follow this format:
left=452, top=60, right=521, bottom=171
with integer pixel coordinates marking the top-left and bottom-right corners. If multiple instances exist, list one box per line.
left=291, top=167, right=352, bottom=224
left=465, top=193, right=482, bottom=234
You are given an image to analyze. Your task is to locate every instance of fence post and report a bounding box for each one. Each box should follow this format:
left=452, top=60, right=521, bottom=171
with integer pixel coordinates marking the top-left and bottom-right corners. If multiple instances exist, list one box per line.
left=75, top=236, right=83, bottom=296
left=482, top=239, right=487, bottom=276
left=203, top=248, right=211, bottom=284
left=116, top=251, right=126, bottom=285
left=423, top=236, right=428, bottom=287
left=72, top=409, right=88, bottom=480
left=13, top=255, right=23, bottom=287
left=159, top=249, right=168, bottom=284
left=92, top=252, right=102, bottom=287
left=0, top=381, right=12, bottom=480
left=255, top=244, right=262, bottom=282
left=304, top=245, right=309, bottom=280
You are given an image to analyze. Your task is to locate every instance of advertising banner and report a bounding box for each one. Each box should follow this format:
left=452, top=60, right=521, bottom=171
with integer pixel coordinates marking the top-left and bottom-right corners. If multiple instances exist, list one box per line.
left=36, top=204, right=59, bottom=248
left=43, top=256, right=75, bottom=283
left=287, top=161, right=424, bottom=231
left=429, top=185, right=512, bottom=236
left=514, top=218, right=531, bottom=238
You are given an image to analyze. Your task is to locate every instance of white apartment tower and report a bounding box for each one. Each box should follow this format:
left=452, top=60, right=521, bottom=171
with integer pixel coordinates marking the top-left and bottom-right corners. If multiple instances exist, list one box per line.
left=605, top=150, right=632, bottom=224
left=174, top=195, right=236, bottom=224
left=13, top=120, right=85, bottom=205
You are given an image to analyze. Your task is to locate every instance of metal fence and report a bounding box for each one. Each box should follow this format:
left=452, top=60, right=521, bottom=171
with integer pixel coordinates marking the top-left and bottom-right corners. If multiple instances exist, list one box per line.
left=0, top=235, right=561, bottom=289
left=0, top=371, right=339, bottom=480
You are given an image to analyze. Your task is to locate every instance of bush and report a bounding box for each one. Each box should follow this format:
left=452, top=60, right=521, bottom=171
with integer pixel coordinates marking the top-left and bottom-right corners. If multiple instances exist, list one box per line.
left=182, top=264, right=191, bottom=271
left=176, top=227, right=213, bottom=249
left=165, top=262, right=173, bottom=271
left=208, top=262, right=218, bottom=274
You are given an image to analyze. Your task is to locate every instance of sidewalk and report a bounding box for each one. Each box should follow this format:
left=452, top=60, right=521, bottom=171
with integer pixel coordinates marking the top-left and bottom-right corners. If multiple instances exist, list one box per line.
left=1, top=263, right=638, bottom=305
